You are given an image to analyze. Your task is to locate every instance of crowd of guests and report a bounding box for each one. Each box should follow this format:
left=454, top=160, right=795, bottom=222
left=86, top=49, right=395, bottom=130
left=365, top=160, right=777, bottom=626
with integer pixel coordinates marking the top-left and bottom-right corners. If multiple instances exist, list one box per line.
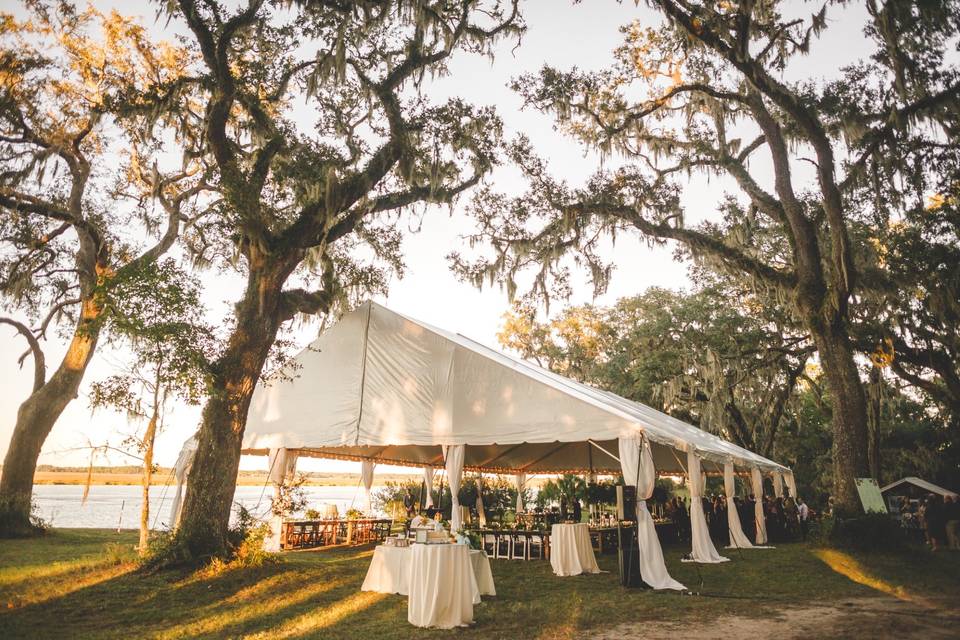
left=663, top=493, right=811, bottom=545
left=904, top=493, right=960, bottom=551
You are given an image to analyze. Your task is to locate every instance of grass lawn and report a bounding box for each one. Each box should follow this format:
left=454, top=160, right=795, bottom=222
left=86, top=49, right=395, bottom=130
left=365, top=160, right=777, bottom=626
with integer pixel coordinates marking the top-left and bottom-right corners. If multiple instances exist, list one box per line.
left=1, top=529, right=959, bottom=639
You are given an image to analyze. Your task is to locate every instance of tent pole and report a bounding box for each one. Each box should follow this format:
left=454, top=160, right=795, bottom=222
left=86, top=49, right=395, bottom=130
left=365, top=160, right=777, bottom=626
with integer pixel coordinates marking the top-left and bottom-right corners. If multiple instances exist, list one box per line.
left=587, top=439, right=621, bottom=463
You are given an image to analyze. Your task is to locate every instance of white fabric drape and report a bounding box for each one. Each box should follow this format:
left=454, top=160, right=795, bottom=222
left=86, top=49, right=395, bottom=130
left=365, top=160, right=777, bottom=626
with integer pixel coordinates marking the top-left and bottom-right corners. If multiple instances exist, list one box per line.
left=268, top=447, right=299, bottom=484
left=361, top=459, right=376, bottom=513
left=168, top=434, right=198, bottom=528
left=686, top=450, right=728, bottom=563
left=751, top=467, right=769, bottom=545
left=475, top=474, right=485, bottom=526
left=515, top=473, right=526, bottom=512
left=423, top=466, right=435, bottom=508
left=265, top=447, right=299, bottom=552
left=772, top=470, right=784, bottom=498
left=785, top=470, right=798, bottom=500
left=618, top=436, right=685, bottom=590
left=444, top=445, right=465, bottom=533
left=724, top=462, right=754, bottom=549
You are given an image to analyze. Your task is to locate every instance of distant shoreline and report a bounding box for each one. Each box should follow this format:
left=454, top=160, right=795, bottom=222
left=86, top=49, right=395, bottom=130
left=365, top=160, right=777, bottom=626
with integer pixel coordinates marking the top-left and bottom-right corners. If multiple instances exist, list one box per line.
left=31, top=470, right=420, bottom=487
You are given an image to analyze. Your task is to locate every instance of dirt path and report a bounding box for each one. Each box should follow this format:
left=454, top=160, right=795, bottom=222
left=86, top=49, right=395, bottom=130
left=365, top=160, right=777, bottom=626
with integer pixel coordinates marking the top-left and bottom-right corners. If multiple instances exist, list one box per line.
left=589, top=596, right=960, bottom=639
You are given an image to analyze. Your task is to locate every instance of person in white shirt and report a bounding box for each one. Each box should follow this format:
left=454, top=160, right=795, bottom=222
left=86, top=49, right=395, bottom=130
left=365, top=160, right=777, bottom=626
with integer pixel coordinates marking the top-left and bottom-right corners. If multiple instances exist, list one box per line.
left=797, top=498, right=810, bottom=541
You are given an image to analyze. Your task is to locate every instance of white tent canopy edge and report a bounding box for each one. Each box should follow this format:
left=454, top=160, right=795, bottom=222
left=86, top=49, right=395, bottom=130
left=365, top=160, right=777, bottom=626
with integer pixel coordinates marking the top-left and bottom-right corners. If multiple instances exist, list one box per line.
left=240, top=301, right=791, bottom=478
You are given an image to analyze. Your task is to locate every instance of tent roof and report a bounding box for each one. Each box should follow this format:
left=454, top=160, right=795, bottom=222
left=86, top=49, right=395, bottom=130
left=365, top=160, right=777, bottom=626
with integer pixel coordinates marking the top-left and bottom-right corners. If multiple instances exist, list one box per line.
left=880, top=477, right=957, bottom=497
left=242, top=301, right=789, bottom=474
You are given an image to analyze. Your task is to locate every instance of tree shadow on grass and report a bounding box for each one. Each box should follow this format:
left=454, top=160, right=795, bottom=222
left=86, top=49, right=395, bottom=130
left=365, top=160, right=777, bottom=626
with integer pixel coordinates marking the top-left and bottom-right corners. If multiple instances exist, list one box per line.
left=0, top=544, right=381, bottom=640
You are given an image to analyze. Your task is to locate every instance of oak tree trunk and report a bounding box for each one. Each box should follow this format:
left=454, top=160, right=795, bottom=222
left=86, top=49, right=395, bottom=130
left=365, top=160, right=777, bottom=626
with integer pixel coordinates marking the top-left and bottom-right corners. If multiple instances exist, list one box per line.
left=175, top=255, right=295, bottom=559
left=0, top=299, right=101, bottom=536
left=807, top=317, right=870, bottom=514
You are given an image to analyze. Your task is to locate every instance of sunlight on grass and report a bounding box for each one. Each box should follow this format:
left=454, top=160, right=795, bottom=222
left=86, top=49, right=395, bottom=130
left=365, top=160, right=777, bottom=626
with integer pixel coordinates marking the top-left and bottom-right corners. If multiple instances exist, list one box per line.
left=159, top=577, right=348, bottom=639
left=2, top=561, right=134, bottom=609
left=252, top=590, right=388, bottom=639
left=813, top=549, right=935, bottom=608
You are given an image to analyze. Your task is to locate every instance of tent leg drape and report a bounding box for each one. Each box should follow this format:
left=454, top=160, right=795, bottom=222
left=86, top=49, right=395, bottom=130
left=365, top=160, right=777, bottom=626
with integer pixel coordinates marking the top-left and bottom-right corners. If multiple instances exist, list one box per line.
left=361, top=459, right=376, bottom=514
left=265, top=447, right=299, bottom=552
left=724, top=462, right=764, bottom=549
left=169, top=434, right=198, bottom=529
left=443, top=445, right=465, bottom=533
left=618, top=436, right=685, bottom=591
left=423, top=466, right=434, bottom=508
left=785, top=470, right=798, bottom=500
left=773, top=471, right=784, bottom=499
left=515, top=472, right=526, bottom=513
left=751, top=467, right=769, bottom=545
left=685, top=450, right=728, bottom=563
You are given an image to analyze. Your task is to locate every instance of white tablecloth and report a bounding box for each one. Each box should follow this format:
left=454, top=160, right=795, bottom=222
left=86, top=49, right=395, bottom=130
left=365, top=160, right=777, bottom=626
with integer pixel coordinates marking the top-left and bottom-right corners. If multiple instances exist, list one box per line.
left=550, top=523, right=601, bottom=576
left=408, top=543, right=478, bottom=628
left=361, top=545, right=495, bottom=598
left=469, top=549, right=496, bottom=596
left=361, top=545, right=410, bottom=595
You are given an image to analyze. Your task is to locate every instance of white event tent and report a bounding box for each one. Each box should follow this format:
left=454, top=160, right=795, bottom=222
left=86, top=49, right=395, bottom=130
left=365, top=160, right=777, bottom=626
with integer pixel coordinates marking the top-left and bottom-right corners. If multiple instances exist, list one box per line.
left=217, top=301, right=793, bottom=590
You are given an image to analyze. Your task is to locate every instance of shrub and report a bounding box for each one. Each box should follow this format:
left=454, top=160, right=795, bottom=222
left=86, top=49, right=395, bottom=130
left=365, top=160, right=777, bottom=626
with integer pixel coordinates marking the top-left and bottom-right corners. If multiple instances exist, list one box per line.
left=140, top=503, right=278, bottom=572
left=815, top=512, right=907, bottom=552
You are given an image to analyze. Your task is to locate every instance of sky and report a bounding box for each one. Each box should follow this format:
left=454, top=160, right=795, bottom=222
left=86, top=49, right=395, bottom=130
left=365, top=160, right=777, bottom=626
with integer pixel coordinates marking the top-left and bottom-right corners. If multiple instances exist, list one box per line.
left=0, top=1, right=875, bottom=476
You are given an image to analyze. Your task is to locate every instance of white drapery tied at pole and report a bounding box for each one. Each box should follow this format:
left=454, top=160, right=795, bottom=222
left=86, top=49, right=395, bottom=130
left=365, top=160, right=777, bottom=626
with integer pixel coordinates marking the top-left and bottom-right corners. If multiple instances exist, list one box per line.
left=772, top=470, right=784, bottom=498
left=361, top=459, right=376, bottom=514
left=169, top=434, right=198, bottom=528
left=265, top=447, right=299, bottom=552
left=751, top=467, right=769, bottom=545
left=618, top=435, right=685, bottom=590
left=724, top=462, right=762, bottom=549
left=685, top=450, right=728, bottom=563
left=444, top=444, right=465, bottom=533
left=475, top=474, right=485, bottom=526
left=515, top=473, right=526, bottom=513
left=423, top=466, right=435, bottom=508
left=268, top=447, right=299, bottom=485
left=785, top=469, right=798, bottom=500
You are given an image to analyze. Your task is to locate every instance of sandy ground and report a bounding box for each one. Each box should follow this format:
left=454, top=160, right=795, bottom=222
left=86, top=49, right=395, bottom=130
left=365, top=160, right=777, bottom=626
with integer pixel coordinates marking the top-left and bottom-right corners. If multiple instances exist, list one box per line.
left=589, top=596, right=960, bottom=639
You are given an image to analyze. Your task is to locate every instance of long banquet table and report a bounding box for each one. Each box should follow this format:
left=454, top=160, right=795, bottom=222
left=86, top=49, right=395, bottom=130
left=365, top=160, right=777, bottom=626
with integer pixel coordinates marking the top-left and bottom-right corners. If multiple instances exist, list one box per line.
left=280, top=518, right=392, bottom=550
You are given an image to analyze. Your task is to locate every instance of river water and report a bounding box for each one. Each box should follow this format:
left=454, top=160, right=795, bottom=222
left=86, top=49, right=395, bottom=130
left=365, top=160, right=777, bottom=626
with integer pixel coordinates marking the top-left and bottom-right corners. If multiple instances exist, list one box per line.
left=32, top=484, right=376, bottom=529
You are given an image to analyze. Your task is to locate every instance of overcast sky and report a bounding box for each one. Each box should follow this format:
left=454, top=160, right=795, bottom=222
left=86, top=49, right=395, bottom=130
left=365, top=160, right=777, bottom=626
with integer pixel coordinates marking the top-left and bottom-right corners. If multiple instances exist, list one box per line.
left=0, top=1, right=874, bottom=476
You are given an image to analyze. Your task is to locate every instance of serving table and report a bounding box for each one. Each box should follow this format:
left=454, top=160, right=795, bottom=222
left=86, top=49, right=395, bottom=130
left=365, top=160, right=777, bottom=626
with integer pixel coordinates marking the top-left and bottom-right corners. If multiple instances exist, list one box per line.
left=407, top=544, right=479, bottom=629
left=362, top=544, right=494, bottom=598
left=550, top=523, right=601, bottom=576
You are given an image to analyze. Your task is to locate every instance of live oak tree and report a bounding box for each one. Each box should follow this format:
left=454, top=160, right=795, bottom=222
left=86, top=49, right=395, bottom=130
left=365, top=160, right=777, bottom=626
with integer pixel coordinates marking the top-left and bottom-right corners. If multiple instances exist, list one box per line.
left=89, top=260, right=214, bottom=555
left=0, top=6, right=211, bottom=535
left=158, top=0, right=522, bottom=559
left=452, top=0, right=959, bottom=512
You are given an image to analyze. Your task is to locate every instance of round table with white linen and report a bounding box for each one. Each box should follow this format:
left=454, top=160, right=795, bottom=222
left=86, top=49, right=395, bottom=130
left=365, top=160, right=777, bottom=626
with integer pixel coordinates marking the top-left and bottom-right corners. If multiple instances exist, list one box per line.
left=550, top=523, right=601, bottom=577
left=361, top=545, right=410, bottom=595
left=407, top=543, right=479, bottom=629
left=362, top=545, right=495, bottom=598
